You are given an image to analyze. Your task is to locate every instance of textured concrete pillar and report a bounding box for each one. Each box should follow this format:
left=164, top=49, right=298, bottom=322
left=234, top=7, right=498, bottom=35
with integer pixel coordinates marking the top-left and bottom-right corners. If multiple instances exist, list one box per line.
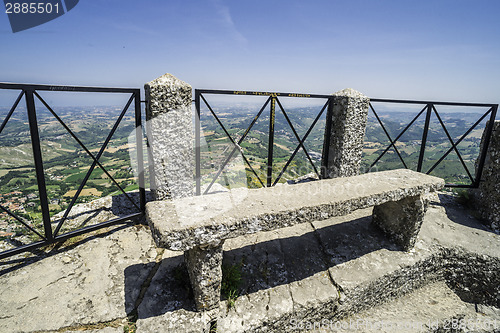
left=473, top=120, right=500, bottom=232
left=145, top=74, right=193, bottom=200
left=184, top=241, right=224, bottom=312
left=372, top=194, right=428, bottom=251
left=321, top=88, right=370, bottom=178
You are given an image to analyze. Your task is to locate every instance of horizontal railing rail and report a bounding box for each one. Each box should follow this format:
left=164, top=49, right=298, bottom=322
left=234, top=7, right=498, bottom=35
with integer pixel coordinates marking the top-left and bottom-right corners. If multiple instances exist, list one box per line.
left=0, top=83, right=146, bottom=260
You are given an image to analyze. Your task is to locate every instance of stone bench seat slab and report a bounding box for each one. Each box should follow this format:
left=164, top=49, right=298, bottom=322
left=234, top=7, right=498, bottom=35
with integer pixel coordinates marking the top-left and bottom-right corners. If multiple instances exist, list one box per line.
left=146, top=169, right=444, bottom=252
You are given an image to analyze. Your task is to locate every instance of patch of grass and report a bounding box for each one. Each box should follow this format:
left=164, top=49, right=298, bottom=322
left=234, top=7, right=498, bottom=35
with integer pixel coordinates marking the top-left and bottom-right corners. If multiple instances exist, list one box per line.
left=123, top=322, right=136, bottom=333
left=455, top=189, right=473, bottom=208
left=222, top=260, right=243, bottom=310
left=124, top=311, right=137, bottom=333
left=173, top=260, right=244, bottom=310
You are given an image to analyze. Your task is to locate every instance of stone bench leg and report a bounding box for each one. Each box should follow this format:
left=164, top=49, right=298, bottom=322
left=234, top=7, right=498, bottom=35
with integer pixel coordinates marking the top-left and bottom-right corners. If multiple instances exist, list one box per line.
left=372, top=194, right=428, bottom=251
left=184, top=240, right=224, bottom=312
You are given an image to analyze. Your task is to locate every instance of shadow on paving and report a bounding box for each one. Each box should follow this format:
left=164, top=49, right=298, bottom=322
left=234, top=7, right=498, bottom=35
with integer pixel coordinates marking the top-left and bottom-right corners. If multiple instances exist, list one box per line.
left=438, top=193, right=499, bottom=235
left=0, top=191, right=151, bottom=277
left=0, top=223, right=131, bottom=278
left=125, top=213, right=399, bottom=320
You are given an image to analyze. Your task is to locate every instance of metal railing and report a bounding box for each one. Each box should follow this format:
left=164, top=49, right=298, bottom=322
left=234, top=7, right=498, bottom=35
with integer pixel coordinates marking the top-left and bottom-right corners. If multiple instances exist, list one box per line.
left=368, top=99, right=498, bottom=188
left=0, top=83, right=146, bottom=260
left=195, top=89, right=498, bottom=193
left=2, top=84, right=497, bottom=259
left=194, top=89, right=332, bottom=195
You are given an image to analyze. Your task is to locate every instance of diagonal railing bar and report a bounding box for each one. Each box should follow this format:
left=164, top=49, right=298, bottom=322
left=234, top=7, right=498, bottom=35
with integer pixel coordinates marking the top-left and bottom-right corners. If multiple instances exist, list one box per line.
left=370, top=104, right=428, bottom=169
left=273, top=99, right=329, bottom=186
left=274, top=97, right=320, bottom=178
left=427, top=106, right=493, bottom=177
left=34, top=92, right=140, bottom=211
left=369, top=103, right=408, bottom=169
left=0, top=90, right=24, bottom=135
left=0, top=204, right=45, bottom=240
left=416, top=104, right=433, bottom=172
left=200, top=94, right=266, bottom=194
left=53, top=94, right=135, bottom=237
left=25, top=90, right=53, bottom=240
left=430, top=105, right=474, bottom=183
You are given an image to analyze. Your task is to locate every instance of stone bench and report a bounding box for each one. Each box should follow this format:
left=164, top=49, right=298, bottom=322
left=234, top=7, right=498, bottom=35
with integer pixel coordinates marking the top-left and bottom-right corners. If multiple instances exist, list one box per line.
left=145, top=169, right=444, bottom=313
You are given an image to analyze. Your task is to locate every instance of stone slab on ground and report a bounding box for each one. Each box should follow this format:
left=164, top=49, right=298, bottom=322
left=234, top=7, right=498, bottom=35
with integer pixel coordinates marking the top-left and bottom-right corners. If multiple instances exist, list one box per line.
left=137, top=194, right=500, bottom=333
left=2, top=193, right=499, bottom=333
left=0, top=225, right=157, bottom=333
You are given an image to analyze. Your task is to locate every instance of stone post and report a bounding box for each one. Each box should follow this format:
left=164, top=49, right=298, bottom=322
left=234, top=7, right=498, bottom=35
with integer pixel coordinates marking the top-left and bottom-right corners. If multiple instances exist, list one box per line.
left=372, top=195, right=428, bottom=251
left=321, top=88, right=370, bottom=179
left=472, top=120, right=500, bottom=232
left=184, top=241, right=224, bottom=313
left=144, top=74, right=194, bottom=200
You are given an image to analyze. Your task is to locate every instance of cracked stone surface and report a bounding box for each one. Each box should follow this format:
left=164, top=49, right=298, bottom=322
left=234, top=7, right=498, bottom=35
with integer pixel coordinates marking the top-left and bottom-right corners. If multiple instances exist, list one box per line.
left=64, top=327, right=124, bottom=333
left=138, top=193, right=499, bottom=332
left=322, top=281, right=500, bottom=333
left=135, top=248, right=213, bottom=332
left=2, top=192, right=499, bottom=333
left=146, top=169, right=444, bottom=251
left=0, top=225, right=157, bottom=333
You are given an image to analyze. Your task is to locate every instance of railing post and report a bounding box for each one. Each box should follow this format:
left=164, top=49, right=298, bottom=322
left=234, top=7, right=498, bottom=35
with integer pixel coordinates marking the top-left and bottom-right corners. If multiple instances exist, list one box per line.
left=472, top=116, right=500, bottom=232
left=144, top=74, right=194, bottom=200
left=134, top=90, right=146, bottom=212
left=195, top=90, right=201, bottom=195
left=321, top=89, right=370, bottom=178
left=417, top=104, right=433, bottom=173
left=25, top=89, right=53, bottom=240
left=266, top=97, right=276, bottom=186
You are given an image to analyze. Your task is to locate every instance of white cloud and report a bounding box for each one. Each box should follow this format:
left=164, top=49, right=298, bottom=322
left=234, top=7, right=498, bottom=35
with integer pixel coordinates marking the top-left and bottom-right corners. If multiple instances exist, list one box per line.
left=212, top=0, right=248, bottom=46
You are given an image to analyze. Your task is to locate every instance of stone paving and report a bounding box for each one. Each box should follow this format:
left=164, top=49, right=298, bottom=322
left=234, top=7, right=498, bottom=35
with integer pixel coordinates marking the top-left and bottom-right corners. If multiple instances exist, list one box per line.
left=0, top=193, right=499, bottom=333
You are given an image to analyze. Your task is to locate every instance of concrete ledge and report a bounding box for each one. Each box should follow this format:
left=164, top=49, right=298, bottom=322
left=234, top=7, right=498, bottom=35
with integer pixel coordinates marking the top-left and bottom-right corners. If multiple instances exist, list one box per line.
left=146, top=169, right=444, bottom=252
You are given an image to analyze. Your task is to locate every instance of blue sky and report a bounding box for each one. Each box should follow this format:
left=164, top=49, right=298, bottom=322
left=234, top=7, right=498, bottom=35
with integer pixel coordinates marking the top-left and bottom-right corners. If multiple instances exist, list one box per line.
left=1, top=0, right=500, bottom=104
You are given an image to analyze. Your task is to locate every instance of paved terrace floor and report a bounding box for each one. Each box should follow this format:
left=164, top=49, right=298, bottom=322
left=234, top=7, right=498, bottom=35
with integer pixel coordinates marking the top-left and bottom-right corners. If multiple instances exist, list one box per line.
left=0, top=193, right=499, bottom=333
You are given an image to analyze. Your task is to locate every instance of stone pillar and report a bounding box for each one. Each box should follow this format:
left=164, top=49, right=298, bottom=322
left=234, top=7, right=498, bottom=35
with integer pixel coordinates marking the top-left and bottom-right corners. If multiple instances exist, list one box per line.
left=321, top=88, right=370, bottom=179
left=372, top=195, right=428, bottom=251
left=145, top=74, right=193, bottom=200
left=472, top=120, right=500, bottom=232
left=184, top=241, right=224, bottom=313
